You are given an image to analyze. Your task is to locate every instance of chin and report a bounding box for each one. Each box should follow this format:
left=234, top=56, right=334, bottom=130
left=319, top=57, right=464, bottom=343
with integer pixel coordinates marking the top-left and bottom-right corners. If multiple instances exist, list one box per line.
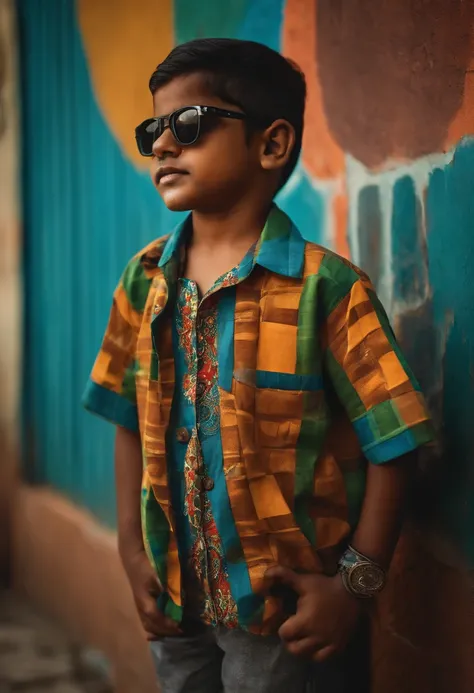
left=158, top=190, right=195, bottom=213
left=164, top=200, right=194, bottom=212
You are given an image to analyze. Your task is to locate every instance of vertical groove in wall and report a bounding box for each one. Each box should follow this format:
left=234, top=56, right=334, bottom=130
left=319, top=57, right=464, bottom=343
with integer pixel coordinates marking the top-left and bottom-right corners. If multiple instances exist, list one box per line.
left=17, top=0, right=178, bottom=526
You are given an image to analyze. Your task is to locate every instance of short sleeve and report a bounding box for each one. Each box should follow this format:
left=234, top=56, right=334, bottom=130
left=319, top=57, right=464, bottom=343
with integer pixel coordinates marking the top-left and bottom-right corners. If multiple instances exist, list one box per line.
left=82, top=256, right=150, bottom=432
left=322, top=264, right=434, bottom=464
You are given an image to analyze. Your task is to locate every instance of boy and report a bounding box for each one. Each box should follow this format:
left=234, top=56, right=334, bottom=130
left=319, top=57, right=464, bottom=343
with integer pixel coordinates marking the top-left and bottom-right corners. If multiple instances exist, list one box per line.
left=83, top=39, right=433, bottom=693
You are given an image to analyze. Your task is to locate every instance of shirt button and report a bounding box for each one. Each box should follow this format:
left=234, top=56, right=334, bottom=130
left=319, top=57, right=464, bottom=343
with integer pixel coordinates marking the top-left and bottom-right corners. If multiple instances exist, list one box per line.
left=202, top=477, right=214, bottom=492
left=176, top=427, right=190, bottom=443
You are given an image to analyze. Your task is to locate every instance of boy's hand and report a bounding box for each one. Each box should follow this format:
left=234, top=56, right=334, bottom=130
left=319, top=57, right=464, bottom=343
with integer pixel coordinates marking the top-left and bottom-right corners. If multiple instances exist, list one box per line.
left=265, top=566, right=361, bottom=661
left=122, top=549, right=182, bottom=640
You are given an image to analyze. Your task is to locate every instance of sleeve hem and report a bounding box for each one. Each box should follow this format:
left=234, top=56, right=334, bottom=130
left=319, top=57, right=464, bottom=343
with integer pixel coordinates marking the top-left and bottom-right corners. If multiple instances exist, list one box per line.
left=362, top=421, right=435, bottom=464
left=82, top=380, right=139, bottom=433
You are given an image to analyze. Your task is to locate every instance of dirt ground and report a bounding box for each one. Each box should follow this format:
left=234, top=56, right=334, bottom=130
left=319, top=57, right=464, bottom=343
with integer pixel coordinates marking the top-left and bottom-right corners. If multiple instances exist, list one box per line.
left=0, top=591, right=113, bottom=692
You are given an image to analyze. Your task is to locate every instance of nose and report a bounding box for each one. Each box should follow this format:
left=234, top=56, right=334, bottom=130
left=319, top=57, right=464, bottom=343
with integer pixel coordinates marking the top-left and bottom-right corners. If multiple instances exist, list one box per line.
left=152, top=126, right=182, bottom=160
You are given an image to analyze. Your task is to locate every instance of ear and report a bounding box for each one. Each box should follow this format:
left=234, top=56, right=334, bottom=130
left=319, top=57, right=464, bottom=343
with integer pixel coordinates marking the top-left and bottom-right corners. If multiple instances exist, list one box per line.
left=259, top=119, right=296, bottom=174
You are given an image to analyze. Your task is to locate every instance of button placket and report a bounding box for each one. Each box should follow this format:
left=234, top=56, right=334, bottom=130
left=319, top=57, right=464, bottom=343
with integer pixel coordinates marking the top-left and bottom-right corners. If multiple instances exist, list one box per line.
left=185, top=282, right=218, bottom=620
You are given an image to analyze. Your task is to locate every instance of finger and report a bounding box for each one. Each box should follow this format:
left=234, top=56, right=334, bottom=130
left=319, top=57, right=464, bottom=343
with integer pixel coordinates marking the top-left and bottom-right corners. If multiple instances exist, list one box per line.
left=143, top=628, right=181, bottom=642
left=285, top=636, right=323, bottom=659
left=265, top=566, right=302, bottom=593
left=142, top=573, right=164, bottom=599
left=142, top=615, right=182, bottom=637
left=144, top=630, right=160, bottom=642
left=148, top=575, right=165, bottom=597
left=278, top=614, right=311, bottom=642
left=147, top=583, right=161, bottom=598
left=312, top=644, right=337, bottom=663
left=144, top=611, right=182, bottom=636
left=139, top=600, right=182, bottom=636
left=141, top=617, right=182, bottom=638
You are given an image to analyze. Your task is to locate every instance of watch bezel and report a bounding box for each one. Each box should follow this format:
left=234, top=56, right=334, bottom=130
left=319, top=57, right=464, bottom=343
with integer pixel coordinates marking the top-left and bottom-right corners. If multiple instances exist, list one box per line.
left=346, top=560, right=385, bottom=596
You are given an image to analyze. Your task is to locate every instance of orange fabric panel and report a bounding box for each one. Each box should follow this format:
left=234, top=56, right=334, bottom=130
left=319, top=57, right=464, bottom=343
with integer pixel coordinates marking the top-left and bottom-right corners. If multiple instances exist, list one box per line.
left=257, top=322, right=297, bottom=373
left=249, top=475, right=292, bottom=519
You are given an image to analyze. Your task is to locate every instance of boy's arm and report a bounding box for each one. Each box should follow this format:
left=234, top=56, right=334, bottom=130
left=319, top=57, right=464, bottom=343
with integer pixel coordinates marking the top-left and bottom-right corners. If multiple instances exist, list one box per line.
left=83, top=265, right=180, bottom=638
left=320, top=269, right=433, bottom=571
left=351, top=451, right=413, bottom=570
left=115, top=426, right=144, bottom=560
left=267, top=452, right=413, bottom=661
left=267, top=269, right=434, bottom=660
left=116, top=426, right=180, bottom=639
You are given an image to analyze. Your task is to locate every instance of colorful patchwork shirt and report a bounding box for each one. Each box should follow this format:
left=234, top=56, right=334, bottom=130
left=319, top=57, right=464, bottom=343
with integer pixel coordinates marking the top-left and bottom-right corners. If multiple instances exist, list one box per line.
left=83, top=205, right=434, bottom=634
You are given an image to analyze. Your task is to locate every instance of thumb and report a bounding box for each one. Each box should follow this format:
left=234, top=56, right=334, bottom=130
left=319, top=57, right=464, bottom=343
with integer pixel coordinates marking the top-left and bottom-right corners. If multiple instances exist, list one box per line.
left=312, top=644, right=337, bottom=663
left=264, top=566, right=304, bottom=594
left=148, top=573, right=164, bottom=597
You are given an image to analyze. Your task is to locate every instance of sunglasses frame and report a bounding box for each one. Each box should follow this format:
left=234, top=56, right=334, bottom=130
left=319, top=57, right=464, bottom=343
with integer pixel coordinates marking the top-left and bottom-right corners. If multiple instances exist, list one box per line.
left=135, top=105, right=248, bottom=156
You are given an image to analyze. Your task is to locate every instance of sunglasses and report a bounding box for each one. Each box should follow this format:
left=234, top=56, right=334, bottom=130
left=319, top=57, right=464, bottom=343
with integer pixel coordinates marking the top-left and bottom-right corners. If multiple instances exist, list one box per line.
left=135, top=105, right=248, bottom=156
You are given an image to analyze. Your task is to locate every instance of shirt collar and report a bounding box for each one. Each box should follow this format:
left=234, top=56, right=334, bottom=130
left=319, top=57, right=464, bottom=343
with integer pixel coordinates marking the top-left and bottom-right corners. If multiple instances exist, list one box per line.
left=158, top=216, right=191, bottom=269
left=156, top=205, right=305, bottom=279
left=254, top=206, right=305, bottom=278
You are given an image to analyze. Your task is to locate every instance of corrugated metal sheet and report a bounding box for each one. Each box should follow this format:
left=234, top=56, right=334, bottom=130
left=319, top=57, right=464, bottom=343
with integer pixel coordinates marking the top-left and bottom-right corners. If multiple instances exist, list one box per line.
left=17, top=0, right=325, bottom=528
left=18, top=0, right=179, bottom=526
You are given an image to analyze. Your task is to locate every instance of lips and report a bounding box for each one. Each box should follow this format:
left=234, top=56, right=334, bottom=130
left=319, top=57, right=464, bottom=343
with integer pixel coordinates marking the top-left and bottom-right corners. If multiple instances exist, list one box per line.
left=155, top=167, right=188, bottom=185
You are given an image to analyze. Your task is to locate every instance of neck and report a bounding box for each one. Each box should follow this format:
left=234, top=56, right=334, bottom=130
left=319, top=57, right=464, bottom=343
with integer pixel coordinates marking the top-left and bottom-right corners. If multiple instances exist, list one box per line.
left=191, top=198, right=273, bottom=249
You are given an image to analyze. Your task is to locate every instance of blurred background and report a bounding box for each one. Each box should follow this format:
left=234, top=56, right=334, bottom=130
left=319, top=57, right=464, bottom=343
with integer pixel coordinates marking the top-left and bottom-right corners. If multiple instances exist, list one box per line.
left=1, top=0, right=474, bottom=691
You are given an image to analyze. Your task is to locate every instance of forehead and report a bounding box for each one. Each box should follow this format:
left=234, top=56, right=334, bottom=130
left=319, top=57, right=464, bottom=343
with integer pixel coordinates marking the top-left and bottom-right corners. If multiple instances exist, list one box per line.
left=152, top=72, right=229, bottom=117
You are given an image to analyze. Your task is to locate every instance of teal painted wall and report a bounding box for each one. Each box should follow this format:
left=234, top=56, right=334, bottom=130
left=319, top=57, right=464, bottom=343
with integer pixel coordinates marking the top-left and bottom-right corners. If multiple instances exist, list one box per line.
left=17, top=0, right=323, bottom=527
left=19, top=0, right=172, bottom=524
left=426, top=143, right=474, bottom=560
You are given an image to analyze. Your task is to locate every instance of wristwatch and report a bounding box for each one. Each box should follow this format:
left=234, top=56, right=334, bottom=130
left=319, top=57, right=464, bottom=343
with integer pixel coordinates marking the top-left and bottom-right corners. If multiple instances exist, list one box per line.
left=337, top=546, right=386, bottom=599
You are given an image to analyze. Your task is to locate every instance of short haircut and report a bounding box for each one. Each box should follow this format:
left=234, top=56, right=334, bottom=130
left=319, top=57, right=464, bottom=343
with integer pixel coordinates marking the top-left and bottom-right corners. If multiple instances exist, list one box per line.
left=149, top=38, right=306, bottom=189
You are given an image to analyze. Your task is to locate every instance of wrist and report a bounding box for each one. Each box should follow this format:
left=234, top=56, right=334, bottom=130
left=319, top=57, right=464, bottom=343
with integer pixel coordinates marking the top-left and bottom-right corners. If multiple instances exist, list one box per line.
left=118, top=532, right=145, bottom=564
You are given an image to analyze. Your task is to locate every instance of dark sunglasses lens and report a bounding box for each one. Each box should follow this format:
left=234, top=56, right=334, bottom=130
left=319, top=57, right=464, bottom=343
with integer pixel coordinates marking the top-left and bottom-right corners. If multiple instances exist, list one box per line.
left=173, top=108, right=199, bottom=144
left=136, top=119, right=161, bottom=156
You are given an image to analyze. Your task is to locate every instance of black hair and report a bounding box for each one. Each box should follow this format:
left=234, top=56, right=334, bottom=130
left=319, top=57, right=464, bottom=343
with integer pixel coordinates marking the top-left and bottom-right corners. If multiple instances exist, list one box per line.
left=149, top=38, right=306, bottom=189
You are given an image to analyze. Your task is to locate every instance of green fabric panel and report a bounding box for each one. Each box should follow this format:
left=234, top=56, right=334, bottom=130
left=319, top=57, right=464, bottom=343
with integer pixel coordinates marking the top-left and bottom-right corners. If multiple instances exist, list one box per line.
left=366, top=288, right=419, bottom=386
left=294, top=456, right=316, bottom=545
left=325, top=350, right=366, bottom=421
left=296, top=275, right=321, bottom=375
left=370, top=400, right=403, bottom=438
left=141, top=487, right=170, bottom=586
left=121, top=360, right=139, bottom=403
left=294, top=393, right=329, bottom=547
left=366, top=420, right=435, bottom=465
left=163, top=598, right=183, bottom=623
left=410, top=420, right=436, bottom=447
left=261, top=205, right=292, bottom=240
left=319, top=254, right=359, bottom=314
left=121, top=255, right=153, bottom=313
left=294, top=275, right=325, bottom=547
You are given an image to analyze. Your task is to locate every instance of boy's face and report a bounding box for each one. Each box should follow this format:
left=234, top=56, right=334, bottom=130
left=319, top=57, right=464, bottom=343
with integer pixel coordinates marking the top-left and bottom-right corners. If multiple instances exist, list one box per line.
left=151, top=73, right=265, bottom=213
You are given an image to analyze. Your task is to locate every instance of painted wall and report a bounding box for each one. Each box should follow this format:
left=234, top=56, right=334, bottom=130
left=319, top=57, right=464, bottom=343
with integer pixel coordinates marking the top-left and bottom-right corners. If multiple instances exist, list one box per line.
left=0, top=0, right=20, bottom=581
left=16, top=0, right=474, bottom=689
left=21, top=0, right=474, bottom=558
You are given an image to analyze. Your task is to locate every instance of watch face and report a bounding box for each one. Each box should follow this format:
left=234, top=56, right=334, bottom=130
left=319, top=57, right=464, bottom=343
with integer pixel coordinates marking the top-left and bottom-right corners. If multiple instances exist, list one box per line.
left=348, top=561, right=385, bottom=596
